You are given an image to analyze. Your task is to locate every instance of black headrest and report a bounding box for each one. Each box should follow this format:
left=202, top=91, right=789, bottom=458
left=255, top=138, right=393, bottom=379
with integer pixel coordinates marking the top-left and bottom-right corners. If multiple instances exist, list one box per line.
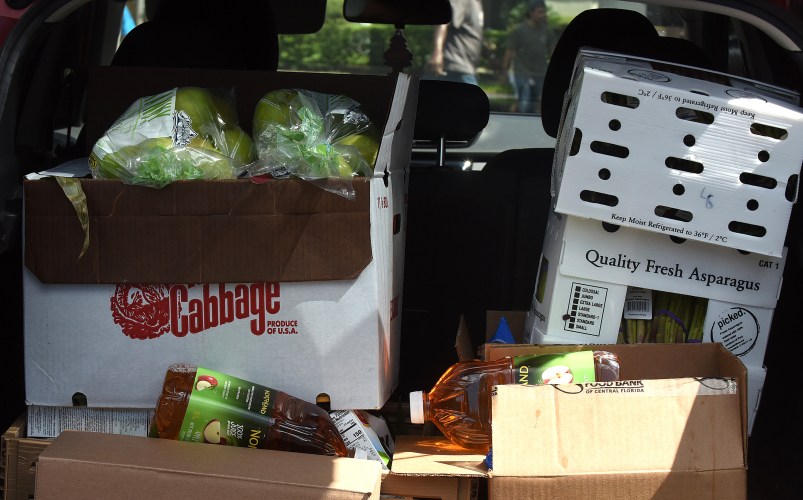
left=112, top=0, right=279, bottom=71
left=541, top=8, right=712, bottom=138
left=414, top=79, right=490, bottom=144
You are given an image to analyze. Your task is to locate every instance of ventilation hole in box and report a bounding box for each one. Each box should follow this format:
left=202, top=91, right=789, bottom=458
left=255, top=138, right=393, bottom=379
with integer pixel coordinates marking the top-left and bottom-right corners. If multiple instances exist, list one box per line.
left=665, top=156, right=704, bottom=174
left=673, top=184, right=685, bottom=195
left=72, top=392, right=88, bottom=406
left=590, top=141, right=629, bottom=158
left=750, top=122, right=788, bottom=140
left=601, top=222, right=620, bottom=233
left=675, top=107, right=714, bottom=124
left=747, top=199, right=759, bottom=211
left=738, top=249, right=751, bottom=255
left=728, top=220, right=767, bottom=237
left=683, top=134, right=695, bottom=147
left=655, top=205, right=693, bottom=222
left=786, top=174, right=798, bottom=201
left=580, top=190, right=618, bottom=206
left=609, top=119, right=621, bottom=131
left=670, top=235, right=687, bottom=244
left=689, top=89, right=710, bottom=96
left=740, top=172, right=777, bottom=189
left=569, top=128, right=583, bottom=156
left=598, top=168, right=611, bottom=180
left=316, top=393, right=332, bottom=411
left=382, top=169, right=389, bottom=187
left=757, top=150, right=770, bottom=162
left=601, top=91, right=640, bottom=108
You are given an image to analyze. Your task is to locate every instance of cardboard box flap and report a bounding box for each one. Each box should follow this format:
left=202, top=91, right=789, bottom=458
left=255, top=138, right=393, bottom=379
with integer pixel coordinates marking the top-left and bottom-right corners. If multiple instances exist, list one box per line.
left=24, top=177, right=372, bottom=284
left=490, top=378, right=743, bottom=477
left=389, top=436, right=487, bottom=477
left=35, top=431, right=382, bottom=499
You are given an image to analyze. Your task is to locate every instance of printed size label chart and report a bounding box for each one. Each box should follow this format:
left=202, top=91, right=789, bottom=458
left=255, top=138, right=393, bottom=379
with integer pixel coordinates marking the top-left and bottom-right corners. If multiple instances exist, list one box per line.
left=564, top=283, right=608, bottom=337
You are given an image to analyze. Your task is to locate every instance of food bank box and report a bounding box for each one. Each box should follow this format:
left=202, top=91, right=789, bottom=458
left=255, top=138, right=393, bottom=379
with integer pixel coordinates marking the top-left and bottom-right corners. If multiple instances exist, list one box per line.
left=552, top=49, right=803, bottom=257
left=23, top=67, right=417, bottom=410
left=524, top=210, right=785, bottom=368
left=34, top=431, right=382, bottom=499
left=394, top=343, right=747, bottom=499
left=484, top=343, right=748, bottom=499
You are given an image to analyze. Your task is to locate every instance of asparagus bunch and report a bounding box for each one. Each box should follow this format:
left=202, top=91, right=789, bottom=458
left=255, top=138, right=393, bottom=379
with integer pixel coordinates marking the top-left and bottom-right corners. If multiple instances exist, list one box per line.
left=619, top=290, right=708, bottom=344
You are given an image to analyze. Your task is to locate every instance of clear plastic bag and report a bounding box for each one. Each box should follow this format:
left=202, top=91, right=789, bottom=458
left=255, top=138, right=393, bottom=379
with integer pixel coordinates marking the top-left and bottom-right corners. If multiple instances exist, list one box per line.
left=248, top=88, right=381, bottom=199
left=89, top=87, right=257, bottom=188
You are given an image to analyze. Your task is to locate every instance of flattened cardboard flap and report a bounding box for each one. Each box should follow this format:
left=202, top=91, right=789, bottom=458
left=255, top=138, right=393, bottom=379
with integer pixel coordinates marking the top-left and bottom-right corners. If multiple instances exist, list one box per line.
left=490, top=379, right=743, bottom=477
left=35, top=431, right=382, bottom=499
left=390, top=436, right=487, bottom=477
left=24, top=177, right=372, bottom=284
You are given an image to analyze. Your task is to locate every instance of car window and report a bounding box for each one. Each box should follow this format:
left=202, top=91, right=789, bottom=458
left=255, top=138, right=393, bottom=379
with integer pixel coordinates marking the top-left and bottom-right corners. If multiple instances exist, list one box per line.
left=110, top=0, right=798, bottom=118
left=274, top=1, right=693, bottom=113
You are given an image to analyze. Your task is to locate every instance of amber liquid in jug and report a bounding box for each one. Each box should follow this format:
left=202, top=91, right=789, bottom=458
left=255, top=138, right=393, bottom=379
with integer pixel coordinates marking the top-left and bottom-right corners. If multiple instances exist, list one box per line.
left=150, top=364, right=349, bottom=457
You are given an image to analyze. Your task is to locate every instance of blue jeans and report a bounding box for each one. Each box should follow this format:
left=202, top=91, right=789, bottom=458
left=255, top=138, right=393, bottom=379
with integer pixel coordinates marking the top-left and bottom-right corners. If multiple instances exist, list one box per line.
left=513, top=74, right=544, bottom=113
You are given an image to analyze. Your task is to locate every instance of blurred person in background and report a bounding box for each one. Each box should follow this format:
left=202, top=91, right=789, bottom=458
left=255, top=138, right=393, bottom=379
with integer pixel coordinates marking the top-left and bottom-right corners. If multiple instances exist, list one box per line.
left=502, top=0, right=556, bottom=112
left=427, top=0, right=484, bottom=85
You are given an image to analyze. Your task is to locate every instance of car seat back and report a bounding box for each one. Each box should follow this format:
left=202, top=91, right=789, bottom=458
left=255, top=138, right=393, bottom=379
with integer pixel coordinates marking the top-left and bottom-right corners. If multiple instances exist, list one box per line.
left=111, top=0, right=279, bottom=71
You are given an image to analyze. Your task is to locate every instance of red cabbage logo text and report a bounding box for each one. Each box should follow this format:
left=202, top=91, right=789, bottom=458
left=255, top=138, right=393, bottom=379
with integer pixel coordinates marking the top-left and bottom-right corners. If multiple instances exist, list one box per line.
left=110, top=283, right=280, bottom=339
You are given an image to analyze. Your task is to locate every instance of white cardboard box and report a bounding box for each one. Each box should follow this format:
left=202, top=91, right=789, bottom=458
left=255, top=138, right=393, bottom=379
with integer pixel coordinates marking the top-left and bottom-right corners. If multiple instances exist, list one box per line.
left=23, top=70, right=416, bottom=411
left=746, top=363, right=767, bottom=436
left=552, top=49, right=803, bottom=257
left=524, top=210, right=785, bottom=368
left=330, top=410, right=394, bottom=471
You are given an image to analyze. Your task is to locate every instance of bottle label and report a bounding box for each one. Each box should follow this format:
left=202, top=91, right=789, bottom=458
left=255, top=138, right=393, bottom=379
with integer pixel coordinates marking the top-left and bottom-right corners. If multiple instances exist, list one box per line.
left=178, top=367, right=276, bottom=448
left=512, top=351, right=597, bottom=385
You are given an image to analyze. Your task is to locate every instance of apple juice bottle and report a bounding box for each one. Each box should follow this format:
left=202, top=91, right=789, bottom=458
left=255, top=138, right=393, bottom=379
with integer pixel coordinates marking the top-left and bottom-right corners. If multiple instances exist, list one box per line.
left=409, top=351, right=620, bottom=453
left=150, top=364, right=349, bottom=457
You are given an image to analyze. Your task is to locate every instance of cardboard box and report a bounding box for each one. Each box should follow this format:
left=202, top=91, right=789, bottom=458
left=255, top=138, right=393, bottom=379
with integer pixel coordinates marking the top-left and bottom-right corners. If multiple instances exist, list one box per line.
left=330, top=410, right=394, bottom=471
left=391, top=342, right=747, bottom=499
left=524, top=211, right=785, bottom=367
left=491, top=379, right=742, bottom=496
left=2, top=415, right=51, bottom=500
left=23, top=67, right=417, bottom=410
left=34, top=431, right=382, bottom=499
left=483, top=342, right=748, bottom=499
left=746, top=364, right=767, bottom=436
left=552, top=49, right=803, bottom=257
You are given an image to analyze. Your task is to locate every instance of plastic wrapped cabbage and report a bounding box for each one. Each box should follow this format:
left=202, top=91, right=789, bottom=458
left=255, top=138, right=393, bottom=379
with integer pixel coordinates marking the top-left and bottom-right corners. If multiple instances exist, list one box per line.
left=249, top=88, right=381, bottom=183
left=89, top=87, right=257, bottom=188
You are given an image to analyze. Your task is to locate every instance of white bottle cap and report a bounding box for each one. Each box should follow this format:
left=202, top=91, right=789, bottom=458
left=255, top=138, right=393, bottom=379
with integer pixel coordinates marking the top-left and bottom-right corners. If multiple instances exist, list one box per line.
left=409, top=391, right=425, bottom=424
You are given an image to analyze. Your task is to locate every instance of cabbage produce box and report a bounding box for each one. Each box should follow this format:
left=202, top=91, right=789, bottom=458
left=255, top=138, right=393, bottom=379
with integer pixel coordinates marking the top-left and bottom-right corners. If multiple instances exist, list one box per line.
left=524, top=210, right=785, bottom=368
left=552, top=49, right=803, bottom=257
left=23, top=67, right=416, bottom=410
